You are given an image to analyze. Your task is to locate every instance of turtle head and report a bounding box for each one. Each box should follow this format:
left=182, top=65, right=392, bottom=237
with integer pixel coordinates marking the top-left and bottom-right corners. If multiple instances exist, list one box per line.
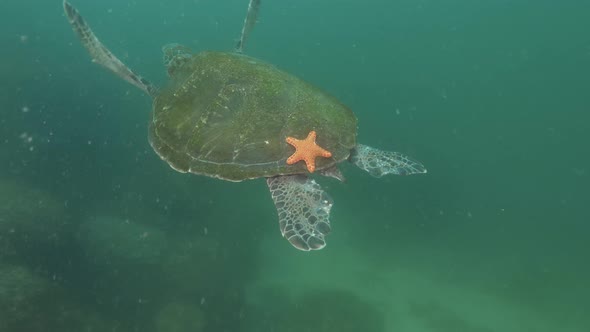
left=162, top=43, right=193, bottom=77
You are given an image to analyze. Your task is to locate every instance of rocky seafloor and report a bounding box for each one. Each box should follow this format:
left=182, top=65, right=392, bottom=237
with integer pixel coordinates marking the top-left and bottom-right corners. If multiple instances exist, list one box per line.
left=0, top=176, right=253, bottom=332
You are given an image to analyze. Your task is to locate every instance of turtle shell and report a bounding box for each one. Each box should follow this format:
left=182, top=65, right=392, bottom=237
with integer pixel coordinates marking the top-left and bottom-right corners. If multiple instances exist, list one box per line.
left=149, top=51, right=357, bottom=181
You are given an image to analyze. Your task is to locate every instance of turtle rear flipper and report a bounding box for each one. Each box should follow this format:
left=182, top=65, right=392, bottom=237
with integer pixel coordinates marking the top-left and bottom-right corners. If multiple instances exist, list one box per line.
left=350, top=144, right=427, bottom=177
left=267, top=175, right=333, bottom=251
left=63, top=1, right=158, bottom=97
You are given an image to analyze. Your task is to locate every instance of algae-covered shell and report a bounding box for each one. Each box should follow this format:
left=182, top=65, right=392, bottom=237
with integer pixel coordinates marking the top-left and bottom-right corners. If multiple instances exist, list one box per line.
left=149, top=51, right=357, bottom=181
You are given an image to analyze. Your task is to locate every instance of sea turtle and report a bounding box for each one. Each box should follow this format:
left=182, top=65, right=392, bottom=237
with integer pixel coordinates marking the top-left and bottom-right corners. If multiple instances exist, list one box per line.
left=63, top=0, right=427, bottom=251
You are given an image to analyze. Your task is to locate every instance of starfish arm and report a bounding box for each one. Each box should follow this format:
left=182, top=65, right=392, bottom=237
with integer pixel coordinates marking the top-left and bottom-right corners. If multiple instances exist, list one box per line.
left=287, top=154, right=302, bottom=165
left=303, top=156, right=316, bottom=173
left=314, top=145, right=332, bottom=158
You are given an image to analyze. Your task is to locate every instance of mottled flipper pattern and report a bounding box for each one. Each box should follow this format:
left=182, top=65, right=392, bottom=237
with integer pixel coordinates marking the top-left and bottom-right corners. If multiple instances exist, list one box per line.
left=267, top=175, right=333, bottom=251
left=235, top=0, right=261, bottom=53
left=63, top=1, right=158, bottom=97
left=350, top=144, right=427, bottom=177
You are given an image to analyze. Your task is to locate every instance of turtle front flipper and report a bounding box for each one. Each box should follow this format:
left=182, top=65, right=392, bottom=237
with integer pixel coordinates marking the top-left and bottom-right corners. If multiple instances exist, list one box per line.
left=350, top=144, right=427, bottom=177
left=266, top=175, right=333, bottom=251
left=63, top=1, right=158, bottom=97
left=235, top=0, right=261, bottom=53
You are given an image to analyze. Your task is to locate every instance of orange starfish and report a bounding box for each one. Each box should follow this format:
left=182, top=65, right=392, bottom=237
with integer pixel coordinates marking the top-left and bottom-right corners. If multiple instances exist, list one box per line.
left=285, top=131, right=332, bottom=173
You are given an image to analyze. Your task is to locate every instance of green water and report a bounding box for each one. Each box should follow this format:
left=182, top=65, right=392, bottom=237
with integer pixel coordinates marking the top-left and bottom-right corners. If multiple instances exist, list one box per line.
left=1, top=0, right=589, bottom=331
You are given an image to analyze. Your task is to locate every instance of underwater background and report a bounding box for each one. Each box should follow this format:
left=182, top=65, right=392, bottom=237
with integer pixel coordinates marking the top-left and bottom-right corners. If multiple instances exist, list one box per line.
left=1, top=0, right=589, bottom=331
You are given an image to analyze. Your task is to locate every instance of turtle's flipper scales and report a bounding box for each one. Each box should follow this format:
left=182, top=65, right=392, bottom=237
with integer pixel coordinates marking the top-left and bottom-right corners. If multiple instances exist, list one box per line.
left=350, top=144, right=427, bottom=177
left=266, top=175, right=332, bottom=251
left=63, top=1, right=158, bottom=97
